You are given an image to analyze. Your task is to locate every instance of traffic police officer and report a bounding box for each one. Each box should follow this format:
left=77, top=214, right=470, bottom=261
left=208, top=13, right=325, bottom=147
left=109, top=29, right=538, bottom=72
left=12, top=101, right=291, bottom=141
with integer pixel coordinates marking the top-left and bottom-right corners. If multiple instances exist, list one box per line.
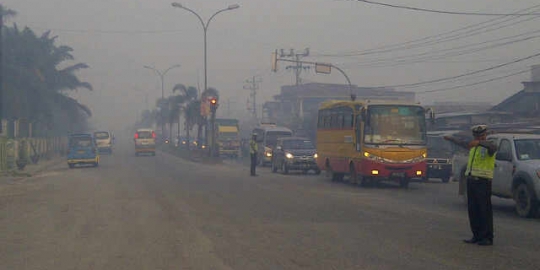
left=250, top=133, right=258, bottom=176
left=445, top=125, right=497, bottom=246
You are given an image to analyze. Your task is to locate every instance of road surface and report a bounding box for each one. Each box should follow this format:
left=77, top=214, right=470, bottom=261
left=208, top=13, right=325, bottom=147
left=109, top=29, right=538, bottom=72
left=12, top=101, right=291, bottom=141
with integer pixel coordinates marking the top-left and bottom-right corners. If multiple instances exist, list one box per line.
left=1, top=140, right=539, bottom=270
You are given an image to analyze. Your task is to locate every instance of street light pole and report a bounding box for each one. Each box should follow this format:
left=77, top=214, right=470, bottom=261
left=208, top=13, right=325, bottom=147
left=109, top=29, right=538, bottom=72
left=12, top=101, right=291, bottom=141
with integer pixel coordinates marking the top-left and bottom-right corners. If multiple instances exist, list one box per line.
left=171, top=3, right=240, bottom=153
left=171, top=3, right=240, bottom=96
left=144, top=64, right=181, bottom=139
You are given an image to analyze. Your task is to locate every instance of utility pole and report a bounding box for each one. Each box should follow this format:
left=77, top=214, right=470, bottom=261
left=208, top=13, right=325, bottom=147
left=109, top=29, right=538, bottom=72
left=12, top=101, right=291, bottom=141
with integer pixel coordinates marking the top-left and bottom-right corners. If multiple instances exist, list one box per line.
left=0, top=12, right=4, bottom=133
left=279, top=48, right=310, bottom=85
left=244, top=76, right=262, bottom=121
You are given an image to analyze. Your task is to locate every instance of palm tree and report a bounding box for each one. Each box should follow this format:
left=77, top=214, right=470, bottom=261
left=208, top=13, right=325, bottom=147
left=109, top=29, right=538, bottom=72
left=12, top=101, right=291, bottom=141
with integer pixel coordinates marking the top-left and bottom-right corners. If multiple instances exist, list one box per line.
left=2, top=24, right=92, bottom=135
left=172, top=84, right=198, bottom=146
left=0, top=5, right=17, bottom=128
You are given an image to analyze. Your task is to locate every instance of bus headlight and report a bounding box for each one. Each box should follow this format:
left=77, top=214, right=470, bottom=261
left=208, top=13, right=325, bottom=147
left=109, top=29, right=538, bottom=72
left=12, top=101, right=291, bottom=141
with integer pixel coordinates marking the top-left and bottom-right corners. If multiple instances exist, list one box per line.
left=313, top=153, right=318, bottom=159
left=286, top=153, right=294, bottom=159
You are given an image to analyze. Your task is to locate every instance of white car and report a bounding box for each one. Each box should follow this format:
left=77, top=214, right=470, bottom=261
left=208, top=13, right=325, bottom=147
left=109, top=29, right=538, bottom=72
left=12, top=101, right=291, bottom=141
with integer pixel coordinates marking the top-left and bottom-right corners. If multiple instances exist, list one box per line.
left=134, top=128, right=156, bottom=156
left=455, top=133, right=540, bottom=218
left=93, top=131, right=113, bottom=154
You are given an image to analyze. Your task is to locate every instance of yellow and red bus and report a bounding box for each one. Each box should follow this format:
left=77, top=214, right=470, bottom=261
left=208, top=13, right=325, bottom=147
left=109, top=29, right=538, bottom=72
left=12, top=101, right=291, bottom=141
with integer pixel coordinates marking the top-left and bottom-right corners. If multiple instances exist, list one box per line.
left=316, top=100, right=428, bottom=188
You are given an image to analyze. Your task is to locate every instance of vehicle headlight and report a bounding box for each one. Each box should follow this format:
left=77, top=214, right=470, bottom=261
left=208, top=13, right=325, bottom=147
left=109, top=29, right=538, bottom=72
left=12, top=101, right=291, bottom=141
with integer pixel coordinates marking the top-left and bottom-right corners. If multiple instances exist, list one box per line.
left=286, top=153, right=294, bottom=159
left=265, top=152, right=272, bottom=157
left=313, top=153, right=318, bottom=159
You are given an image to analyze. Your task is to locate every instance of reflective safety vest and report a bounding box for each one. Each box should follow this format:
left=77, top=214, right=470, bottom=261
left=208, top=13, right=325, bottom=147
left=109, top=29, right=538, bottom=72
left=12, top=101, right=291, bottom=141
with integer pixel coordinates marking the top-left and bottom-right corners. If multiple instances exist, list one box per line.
left=250, top=140, right=258, bottom=154
left=465, top=146, right=496, bottom=179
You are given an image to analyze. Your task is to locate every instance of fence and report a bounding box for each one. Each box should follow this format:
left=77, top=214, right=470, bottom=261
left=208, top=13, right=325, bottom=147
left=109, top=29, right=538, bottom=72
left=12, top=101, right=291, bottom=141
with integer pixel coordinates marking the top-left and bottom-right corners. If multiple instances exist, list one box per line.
left=0, top=137, right=68, bottom=173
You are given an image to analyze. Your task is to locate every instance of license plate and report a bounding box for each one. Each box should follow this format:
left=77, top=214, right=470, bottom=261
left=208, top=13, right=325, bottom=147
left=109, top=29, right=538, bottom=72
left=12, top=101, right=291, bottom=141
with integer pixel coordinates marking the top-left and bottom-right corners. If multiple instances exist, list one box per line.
left=392, top=172, right=405, bottom=178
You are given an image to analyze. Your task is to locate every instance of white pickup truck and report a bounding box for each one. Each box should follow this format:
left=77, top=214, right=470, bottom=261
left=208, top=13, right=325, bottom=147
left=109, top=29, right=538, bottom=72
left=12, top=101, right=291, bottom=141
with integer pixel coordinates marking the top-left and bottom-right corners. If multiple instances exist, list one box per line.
left=453, top=133, right=540, bottom=218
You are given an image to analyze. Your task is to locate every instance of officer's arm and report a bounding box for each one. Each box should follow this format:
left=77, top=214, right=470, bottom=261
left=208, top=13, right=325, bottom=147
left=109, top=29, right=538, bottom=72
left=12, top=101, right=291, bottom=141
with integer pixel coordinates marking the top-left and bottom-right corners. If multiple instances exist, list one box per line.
left=479, top=140, right=497, bottom=156
left=444, top=136, right=470, bottom=150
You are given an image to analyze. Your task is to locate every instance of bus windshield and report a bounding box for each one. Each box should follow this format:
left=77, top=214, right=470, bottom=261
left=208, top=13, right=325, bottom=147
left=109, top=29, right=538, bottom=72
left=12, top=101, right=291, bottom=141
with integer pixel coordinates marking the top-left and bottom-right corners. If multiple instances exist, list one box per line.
left=364, top=105, right=426, bottom=145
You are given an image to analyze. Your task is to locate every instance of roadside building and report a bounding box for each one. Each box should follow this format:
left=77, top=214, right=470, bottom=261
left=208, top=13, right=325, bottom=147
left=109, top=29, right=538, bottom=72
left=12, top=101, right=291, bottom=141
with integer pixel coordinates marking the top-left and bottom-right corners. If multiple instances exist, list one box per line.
left=491, top=65, right=540, bottom=119
left=262, top=83, right=415, bottom=139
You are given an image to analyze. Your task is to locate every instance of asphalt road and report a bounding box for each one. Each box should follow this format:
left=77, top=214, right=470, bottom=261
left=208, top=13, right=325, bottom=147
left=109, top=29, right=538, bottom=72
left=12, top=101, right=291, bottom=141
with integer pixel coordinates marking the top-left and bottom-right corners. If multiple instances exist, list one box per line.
left=1, top=140, right=539, bottom=270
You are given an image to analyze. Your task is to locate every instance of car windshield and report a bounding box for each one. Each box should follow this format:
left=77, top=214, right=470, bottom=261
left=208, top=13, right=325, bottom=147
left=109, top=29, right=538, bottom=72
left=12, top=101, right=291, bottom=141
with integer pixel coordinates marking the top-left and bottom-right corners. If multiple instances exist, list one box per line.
left=364, top=105, right=426, bottom=145
left=514, top=139, right=540, bottom=160
left=282, top=140, right=314, bottom=149
left=70, top=137, right=92, bottom=148
left=137, top=131, right=153, bottom=139
left=427, top=136, right=454, bottom=157
left=94, top=132, right=109, bottom=139
left=266, top=131, right=292, bottom=147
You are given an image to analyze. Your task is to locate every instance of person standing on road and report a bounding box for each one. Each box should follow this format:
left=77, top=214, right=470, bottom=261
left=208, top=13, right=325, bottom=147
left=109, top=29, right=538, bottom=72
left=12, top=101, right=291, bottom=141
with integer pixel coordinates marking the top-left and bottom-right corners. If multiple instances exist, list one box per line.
left=444, top=125, right=497, bottom=246
left=250, top=133, right=258, bottom=176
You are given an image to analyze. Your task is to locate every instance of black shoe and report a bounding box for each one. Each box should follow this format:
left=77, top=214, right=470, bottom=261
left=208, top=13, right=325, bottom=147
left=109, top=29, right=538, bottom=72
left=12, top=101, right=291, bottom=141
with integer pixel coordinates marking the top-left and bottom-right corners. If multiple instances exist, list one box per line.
left=477, top=239, right=493, bottom=246
left=251, top=174, right=258, bottom=177
left=463, top=237, right=479, bottom=244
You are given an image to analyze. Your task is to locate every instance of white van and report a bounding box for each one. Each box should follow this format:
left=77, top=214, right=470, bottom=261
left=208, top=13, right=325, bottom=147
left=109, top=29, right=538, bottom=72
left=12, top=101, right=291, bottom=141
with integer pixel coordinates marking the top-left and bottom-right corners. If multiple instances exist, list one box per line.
left=93, top=131, right=113, bottom=154
left=252, top=125, right=293, bottom=166
left=134, top=128, right=156, bottom=156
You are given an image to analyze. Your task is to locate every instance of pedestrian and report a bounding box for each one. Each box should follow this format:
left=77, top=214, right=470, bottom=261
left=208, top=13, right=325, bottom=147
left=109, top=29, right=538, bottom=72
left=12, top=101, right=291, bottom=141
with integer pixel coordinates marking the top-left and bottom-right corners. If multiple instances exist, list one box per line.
left=250, top=133, right=258, bottom=176
left=444, top=125, right=497, bottom=246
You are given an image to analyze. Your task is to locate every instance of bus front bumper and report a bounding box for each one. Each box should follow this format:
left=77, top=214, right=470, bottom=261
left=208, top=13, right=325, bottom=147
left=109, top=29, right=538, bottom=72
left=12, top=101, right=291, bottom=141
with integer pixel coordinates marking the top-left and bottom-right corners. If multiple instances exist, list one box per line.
left=359, top=159, right=427, bottom=181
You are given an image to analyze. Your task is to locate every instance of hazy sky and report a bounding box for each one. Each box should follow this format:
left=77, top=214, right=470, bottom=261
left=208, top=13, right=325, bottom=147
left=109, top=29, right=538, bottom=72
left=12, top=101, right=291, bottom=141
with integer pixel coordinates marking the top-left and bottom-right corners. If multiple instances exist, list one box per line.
left=4, top=0, right=540, bottom=130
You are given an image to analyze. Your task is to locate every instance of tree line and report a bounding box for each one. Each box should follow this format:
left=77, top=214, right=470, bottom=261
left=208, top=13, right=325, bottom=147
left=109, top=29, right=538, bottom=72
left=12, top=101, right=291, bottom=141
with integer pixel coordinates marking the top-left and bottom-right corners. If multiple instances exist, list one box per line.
left=136, top=85, right=219, bottom=145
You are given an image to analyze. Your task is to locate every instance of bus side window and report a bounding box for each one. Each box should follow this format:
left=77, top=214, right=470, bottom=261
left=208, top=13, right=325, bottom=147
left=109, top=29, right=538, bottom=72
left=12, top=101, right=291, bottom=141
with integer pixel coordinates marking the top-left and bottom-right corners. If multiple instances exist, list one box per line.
left=317, top=110, right=324, bottom=128
left=324, top=110, right=331, bottom=129
left=356, top=114, right=362, bottom=151
left=344, top=113, right=353, bottom=129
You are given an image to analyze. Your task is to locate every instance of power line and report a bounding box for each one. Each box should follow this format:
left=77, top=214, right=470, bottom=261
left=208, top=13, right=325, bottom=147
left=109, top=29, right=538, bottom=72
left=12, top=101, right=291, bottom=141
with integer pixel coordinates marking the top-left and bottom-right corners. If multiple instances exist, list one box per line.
left=356, top=0, right=540, bottom=16
left=378, top=51, right=540, bottom=89
left=27, top=25, right=184, bottom=34
left=419, top=69, right=530, bottom=93
left=316, top=4, right=540, bottom=57
left=341, top=30, right=540, bottom=69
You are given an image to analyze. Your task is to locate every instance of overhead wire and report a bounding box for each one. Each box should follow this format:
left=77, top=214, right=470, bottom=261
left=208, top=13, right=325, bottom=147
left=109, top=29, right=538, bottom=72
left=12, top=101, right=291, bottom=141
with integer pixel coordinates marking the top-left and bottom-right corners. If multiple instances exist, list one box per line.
left=418, top=69, right=530, bottom=93
left=341, top=30, right=540, bottom=69
left=374, top=51, right=540, bottom=89
left=25, top=26, right=184, bottom=34
left=355, top=0, right=540, bottom=16
left=316, top=4, right=540, bottom=57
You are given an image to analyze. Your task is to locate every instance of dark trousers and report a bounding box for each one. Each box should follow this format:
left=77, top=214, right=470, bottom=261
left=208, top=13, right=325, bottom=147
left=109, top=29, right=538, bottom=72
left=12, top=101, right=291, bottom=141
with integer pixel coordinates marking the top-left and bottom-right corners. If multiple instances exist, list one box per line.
left=467, top=176, right=493, bottom=241
left=250, top=153, right=257, bottom=175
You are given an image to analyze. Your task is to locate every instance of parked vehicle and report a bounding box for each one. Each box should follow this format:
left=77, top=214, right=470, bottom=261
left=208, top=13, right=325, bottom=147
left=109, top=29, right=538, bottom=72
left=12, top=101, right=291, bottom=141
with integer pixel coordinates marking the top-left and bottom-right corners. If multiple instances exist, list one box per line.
left=134, top=128, right=156, bottom=156
left=93, top=130, right=113, bottom=154
left=67, top=133, right=99, bottom=168
left=426, top=131, right=463, bottom=183
left=272, top=137, right=320, bottom=174
left=454, top=133, right=540, bottom=218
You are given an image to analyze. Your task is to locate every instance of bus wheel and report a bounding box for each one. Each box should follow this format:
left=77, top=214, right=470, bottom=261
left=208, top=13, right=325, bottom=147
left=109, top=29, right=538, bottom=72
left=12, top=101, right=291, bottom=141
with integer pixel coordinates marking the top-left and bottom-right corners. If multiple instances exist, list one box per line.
left=400, top=178, right=410, bottom=189
left=361, top=177, right=373, bottom=187
left=327, top=165, right=343, bottom=182
left=349, top=164, right=358, bottom=185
